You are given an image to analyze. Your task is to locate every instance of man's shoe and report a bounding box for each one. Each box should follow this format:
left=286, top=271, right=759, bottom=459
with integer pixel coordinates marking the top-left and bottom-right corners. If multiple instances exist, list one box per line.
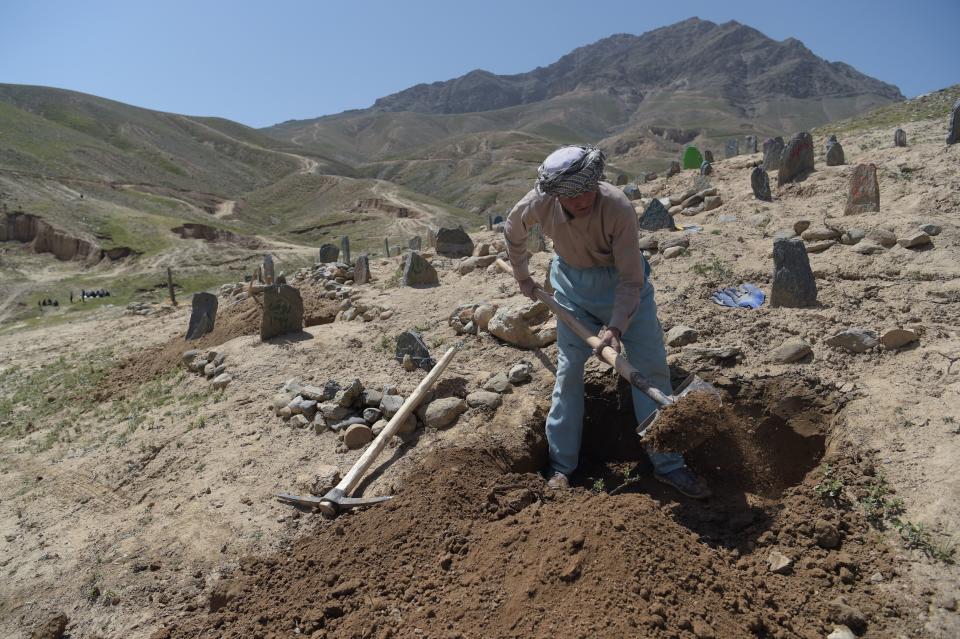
left=654, top=466, right=711, bottom=499
left=546, top=471, right=570, bottom=490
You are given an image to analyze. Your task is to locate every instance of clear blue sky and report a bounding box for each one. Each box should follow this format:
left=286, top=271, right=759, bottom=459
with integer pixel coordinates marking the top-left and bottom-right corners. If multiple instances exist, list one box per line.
left=1, top=0, right=956, bottom=128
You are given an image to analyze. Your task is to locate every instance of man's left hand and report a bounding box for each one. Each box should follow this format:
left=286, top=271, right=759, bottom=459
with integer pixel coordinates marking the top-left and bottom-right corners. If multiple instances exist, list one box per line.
left=594, top=327, right=622, bottom=358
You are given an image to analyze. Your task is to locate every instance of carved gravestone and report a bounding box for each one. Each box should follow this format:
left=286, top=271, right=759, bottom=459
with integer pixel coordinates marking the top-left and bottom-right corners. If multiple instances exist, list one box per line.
left=681, top=146, right=703, bottom=170
left=527, top=224, right=547, bottom=252
left=185, top=292, right=217, bottom=340
left=770, top=239, right=817, bottom=308
left=893, top=128, right=907, bottom=147
left=700, top=161, right=712, bottom=176
left=261, top=284, right=304, bottom=340
left=744, top=135, right=758, bottom=153
left=825, top=136, right=845, bottom=166
left=401, top=251, right=439, bottom=287
left=408, top=236, right=422, bottom=251
left=666, top=161, right=681, bottom=177
left=762, top=137, right=785, bottom=171
left=638, top=199, right=676, bottom=232
left=340, top=236, right=351, bottom=264
left=947, top=99, right=960, bottom=145
left=844, top=163, right=880, bottom=215
left=354, top=254, right=371, bottom=285
left=725, top=138, right=740, bottom=158
left=750, top=166, right=772, bottom=201
left=435, top=227, right=474, bottom=258
left=616, top=173, right=629, bottom=186
left=777, top=132, right=814, bottom=185
left=318, top=243, right=339, bottom=263
left=703, top=149, right=714, bottom=163
left=395, top=330, right=435, bottom=371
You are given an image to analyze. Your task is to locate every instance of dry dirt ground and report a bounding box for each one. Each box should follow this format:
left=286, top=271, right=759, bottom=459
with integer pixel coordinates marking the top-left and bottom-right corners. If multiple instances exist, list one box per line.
left=1, top=115, right=959, bottom=638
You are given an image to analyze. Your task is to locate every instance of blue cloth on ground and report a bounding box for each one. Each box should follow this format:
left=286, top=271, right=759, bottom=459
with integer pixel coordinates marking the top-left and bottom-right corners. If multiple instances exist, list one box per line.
left=711, top=283, right=766, bottom=309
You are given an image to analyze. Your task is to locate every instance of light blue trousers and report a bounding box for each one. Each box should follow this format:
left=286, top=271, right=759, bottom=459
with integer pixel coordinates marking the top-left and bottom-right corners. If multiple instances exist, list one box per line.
left=546, top=257, right=685, bottom=476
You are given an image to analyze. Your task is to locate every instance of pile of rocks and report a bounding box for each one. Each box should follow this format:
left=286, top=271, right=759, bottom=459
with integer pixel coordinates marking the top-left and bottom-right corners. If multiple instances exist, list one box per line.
left=783, top=219, right=939, bottom=255
left=455, top=239, right=503, bottom=275
left=218, top=282, right=247, bottom=302
left=182, top=349, right=232, bottom=390
left=638, top=233, right=691, bottom=260
left=292, top=262, right=358, bottom=297
left=338, top=298, right=393, bottom=323
left=123, top=302, right=169, bottom=316
left=662, top=186, right=723, bottom=216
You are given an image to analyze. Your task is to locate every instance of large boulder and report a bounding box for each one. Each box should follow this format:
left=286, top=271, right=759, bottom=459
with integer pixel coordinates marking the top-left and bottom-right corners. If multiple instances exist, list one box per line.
left=261, top=284, right=304, bottom=339
left=435, top=227, right=474, bottom=258
left=777, top=132, right=814, bottom=185
left=488, top=301, right=557, bottom=349
left=637, top=199, right=676, bottom=232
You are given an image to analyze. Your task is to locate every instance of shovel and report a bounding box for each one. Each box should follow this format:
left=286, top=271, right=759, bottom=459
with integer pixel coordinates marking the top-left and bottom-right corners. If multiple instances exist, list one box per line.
left=495, top=259, right=719, bottom=438
left=276, top=343, right=460, bottom=517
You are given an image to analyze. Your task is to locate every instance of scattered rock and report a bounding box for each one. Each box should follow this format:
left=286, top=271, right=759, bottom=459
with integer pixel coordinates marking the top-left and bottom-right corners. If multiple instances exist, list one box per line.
left=507, top=361, right=533, bottom=384
left=395, top=330, right=435, bottom=370
left=793, top=219, right=811, bottom=235
left=827, top=626, right=857, bottom=639
left=379, top=394, right=404, bottom=419
left=30, top=612, right=68, bottom=639
left=801, top=227, right=841, bottom=242
left=751, top=166, right=772, bottom=201
left=211, top=373, right=232, bottom=390
left=402, top=354, right=416, bottom=371
left=182, top=349, right=200, bottom=366
left=622, top=184, right=642, bottom=200
left=466, top=390, right=502, bottom=410
left=423, top=397, right=467, bottom=429
left=777, top=132, right=813, bottom=185
left=839, top=228, right=865, bottom=245
left=361, top=388, right=383, bottom=408
left=767, top=549, right=792, bottom=574
left=483, top=372, right=513, bottom=394
left=702, top=195, right=722, bottom=211
left=663, top=246, right=685, bottom=259
left=844, top=163, right=880, bottom=215
left=362, top=407, right=383, bottom=423
left=343, top=424, right=374, bottom=449
left=353, top=254, right=371, bottom=285
left=435, top=227, right=474, bottom=258
left=290, top=414, right=310, bottom=428
left=309, top=465, right=341, bottom=496
left=806, top=240, right=835, bottom=253
left=321, top=403, right=353, bottom=422
left=770, top=238, right=817, bottom=308
left=637, top=199, right=676, bottom=232
left=897, top=231, right=931, bottom=249
left=866, top=227, right=897, bottom=248
left=488, top=301, right=557, bottom=349
left=814, top=518, right=841, bottom=548
left=829, top=597, right=867, bottom=635
left=401, top=251, right=439, bottom=287
left=769, top=337, right=812, bottom=363
left=474, top=304, right=496, bottom=332
left=918, top=223, right=942, bottom=236
left=665, top=326, right=698, bottom=347
left=880, top=328, right=918, bottom=349
left=666, top=161, right=681, bottom=177
left=329, top=416, right=367, bottom=432
left=659, top=235, right=690, bottom=252
left=825, top=328, right=878, bottom=354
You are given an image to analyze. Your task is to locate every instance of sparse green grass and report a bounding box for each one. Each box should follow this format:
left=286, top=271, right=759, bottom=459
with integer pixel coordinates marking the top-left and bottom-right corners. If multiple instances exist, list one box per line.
left=592, top=478, right=605, bottom=493
left=892, top=520, right=955, bottom=564
left=814, top=85, right=960, bottom=136
left=813, top=463, right=845, bottom=505
left=690, top=256, right=733, bottom=280
left=859, top=474, right=905, bottom=527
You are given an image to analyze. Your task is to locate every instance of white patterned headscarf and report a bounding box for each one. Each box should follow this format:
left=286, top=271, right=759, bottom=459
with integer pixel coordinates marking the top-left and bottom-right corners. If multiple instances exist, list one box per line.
left=536, top=145, right=606, bottom=197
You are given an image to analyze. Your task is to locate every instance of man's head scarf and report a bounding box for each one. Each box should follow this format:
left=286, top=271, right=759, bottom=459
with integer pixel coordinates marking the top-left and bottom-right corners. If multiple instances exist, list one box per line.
left=536, top=145, right=606, bottom=198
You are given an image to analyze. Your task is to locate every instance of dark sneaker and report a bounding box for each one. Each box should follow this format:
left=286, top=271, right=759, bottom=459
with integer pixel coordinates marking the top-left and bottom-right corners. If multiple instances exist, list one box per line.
left=654, top=466, right=711, bottom=499
left=546, top=471, right=570, bottom=490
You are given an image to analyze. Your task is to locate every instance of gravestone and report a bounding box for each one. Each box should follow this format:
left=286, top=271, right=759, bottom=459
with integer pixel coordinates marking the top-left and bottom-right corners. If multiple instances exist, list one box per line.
left=340, top=236, right=351, bottom=264
left=681, top=146, right=703, bottom=170
left=261, top=284, right=304, bottom=340
left=527, top=224, right=547, bottom=252
left=401, top=251, right=439, bottom=287
left=947, top=98, right=960, bottom=145
left=395, top=330, right=435, bottom=371
left=643, top=172, right=658, bottom=182
left=725, top=138, right=740, bottom=158
left=700, top=161, right=712, bottom=176
left=744, top=135, right=758, bottom=153
left=383, top=238, right=390, bottom=257
left=844, top=163, right=880, bottom=215
left=262, top=254, right=275, bottom=285
left=893, top=128, right=907, bottom=147
left=762, top=136, right=785, bottom=171
left=318, top=243, right=339, bottom=263
left=770, top=238, right=817, bottom=308
left=435, top=227, right=474, bottom=258
left=777, top=132, right=814, bottom=185
left=408, top=236, right=422, bottom=251
left=493, top=215, right=504, bottom=225
left=750, top=166, right=772, bottom=201
left=703, top=149, right=714, bottom=163
left=354, top=254, right=371, bottom=285
left=666, top=161, right=681, bottom=177
left=185, top=292, right=217, bottom=340
left=616, top=173, right=629, bottom=186
left=825, top=136, right=845, bottom=166
left=622, top=184, right=642, bottom=200
left=638, top=198, right=677, bottom=232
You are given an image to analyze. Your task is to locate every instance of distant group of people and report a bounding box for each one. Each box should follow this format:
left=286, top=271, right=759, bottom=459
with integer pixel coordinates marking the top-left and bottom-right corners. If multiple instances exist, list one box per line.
left=38, top=298, right=59, bottom=309
left=79, top=288, right=110, bottom=301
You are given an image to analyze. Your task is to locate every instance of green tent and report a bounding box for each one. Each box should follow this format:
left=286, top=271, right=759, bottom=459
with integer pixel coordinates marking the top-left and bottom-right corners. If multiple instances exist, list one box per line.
left=681, top=146, right=703, bottom=170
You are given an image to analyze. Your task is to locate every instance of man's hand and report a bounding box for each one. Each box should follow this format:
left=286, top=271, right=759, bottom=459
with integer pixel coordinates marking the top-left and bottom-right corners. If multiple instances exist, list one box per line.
left=594, top=327, right=622, bottom=358
left=517, top=277, right=541, bottom=301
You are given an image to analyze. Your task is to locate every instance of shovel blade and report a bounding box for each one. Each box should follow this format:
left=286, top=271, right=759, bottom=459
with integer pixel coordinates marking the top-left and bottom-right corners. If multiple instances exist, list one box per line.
left=636, top=374, right=722, bottom=439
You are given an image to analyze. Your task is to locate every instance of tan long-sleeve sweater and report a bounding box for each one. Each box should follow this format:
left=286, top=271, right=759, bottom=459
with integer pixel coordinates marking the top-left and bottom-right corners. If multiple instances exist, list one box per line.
left=503, top=181, right=644, bottom=332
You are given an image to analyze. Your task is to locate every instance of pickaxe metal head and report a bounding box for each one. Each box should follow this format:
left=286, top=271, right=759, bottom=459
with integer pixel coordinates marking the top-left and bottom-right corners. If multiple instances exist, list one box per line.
left=275, top=488, right=393, bottom=517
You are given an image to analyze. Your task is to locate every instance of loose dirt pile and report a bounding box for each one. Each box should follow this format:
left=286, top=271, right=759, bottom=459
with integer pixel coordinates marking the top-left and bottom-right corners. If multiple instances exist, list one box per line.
left=641, top=390, right=728, bottom=453
left=156, top=439, right=918, bottom=639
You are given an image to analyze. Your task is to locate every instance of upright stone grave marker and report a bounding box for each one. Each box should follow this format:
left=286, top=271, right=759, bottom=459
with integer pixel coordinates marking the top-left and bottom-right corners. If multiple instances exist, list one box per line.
left=185, top=292, right=218, bottom=340
left=409, top=236, right=422, bottom=251
left=395, top=330, right=435, bottom=371
left=947, top=98, right=960, bottom=145
left=725, top=138, right=740, bottom=158
left=401, top=251, right=439, bottom=287
left=893, top=128, right=907, bottom=147
left=318, top=243, right=339, bottom=263
left=703, top=149, right=714, bottom=163
left=638, top=199, right=676, bottom=232
left=770, top=238, right=817, bottom=308
left=681, top=146, right=703, bottom=170
left=744, top=135, right=758, bottom=153
left=762, top=137, right=785, bottom=171
left=666, top=161, right=681, bottom=177
left=340, top=236, right=351, bottom=264
left=825, top=135, right=845, bottom=166
left=383, top=238, right=390, bottom=257
left=844, top=163, right=880, bottom=215
left=700, top=161, right=712, bottom=176
left=260, top=284, right=303, bottom=340
left=262, top=254, right=275, bottom=284
left=616, top=173, right=629, bottom=186
left=751, top=166, right=772, bottom=201
left=354, top=254, right=371, bottom=285
left=777, top=132, right=814, bottom=185
left=435, top=227, right=474, bottom=258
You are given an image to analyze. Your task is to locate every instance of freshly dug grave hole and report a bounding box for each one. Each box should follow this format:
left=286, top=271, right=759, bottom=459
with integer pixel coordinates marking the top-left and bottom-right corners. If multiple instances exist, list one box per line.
left=157, top=439, right=921, bottom=639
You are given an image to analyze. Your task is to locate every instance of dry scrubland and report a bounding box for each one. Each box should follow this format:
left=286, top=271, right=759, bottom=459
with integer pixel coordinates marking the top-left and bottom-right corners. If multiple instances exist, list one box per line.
left=1, top=106, right=959, bottom=638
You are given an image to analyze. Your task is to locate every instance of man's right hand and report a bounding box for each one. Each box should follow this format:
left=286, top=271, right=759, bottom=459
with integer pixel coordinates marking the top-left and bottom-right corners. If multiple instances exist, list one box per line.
left=518, top=277, right=541, bottom=301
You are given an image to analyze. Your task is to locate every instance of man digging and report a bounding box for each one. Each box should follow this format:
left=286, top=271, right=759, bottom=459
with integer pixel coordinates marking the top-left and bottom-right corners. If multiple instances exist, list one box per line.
left=504, top=145, right=710, bottom=499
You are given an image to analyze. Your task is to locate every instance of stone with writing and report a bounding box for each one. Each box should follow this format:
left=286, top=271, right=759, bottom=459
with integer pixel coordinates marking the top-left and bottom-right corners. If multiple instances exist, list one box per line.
left=844, top=164, right=880, bottom=215
left=762, top=136, right=785, bottom=171
left=777, top=132, right=814, bottom=185
left=770, top=238, right=817, bottom=308
left=401, top=251, right=439, bottom=287
left=185, top=292, right=218, bottom=340
left=261, top=284, right=304, bottom=340
left=435, top=227, right=474, bottom=258
left=353, top=254, right=371, bottom=285
left=751, top=166, right=772, bottom=201
left=638, top=198, right=677, bottom=232
left=318, top=243, right=339, bottom=263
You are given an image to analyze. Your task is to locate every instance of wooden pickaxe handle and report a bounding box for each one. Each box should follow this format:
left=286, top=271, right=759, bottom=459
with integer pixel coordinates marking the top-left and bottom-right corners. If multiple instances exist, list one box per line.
left=495, top=258, right=673, bottom=407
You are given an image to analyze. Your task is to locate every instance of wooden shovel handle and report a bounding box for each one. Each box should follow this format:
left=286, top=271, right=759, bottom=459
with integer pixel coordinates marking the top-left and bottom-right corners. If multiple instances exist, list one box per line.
left=335, top=343, right=460, bottom=497
left=496, top=258, right=672, bottom=407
